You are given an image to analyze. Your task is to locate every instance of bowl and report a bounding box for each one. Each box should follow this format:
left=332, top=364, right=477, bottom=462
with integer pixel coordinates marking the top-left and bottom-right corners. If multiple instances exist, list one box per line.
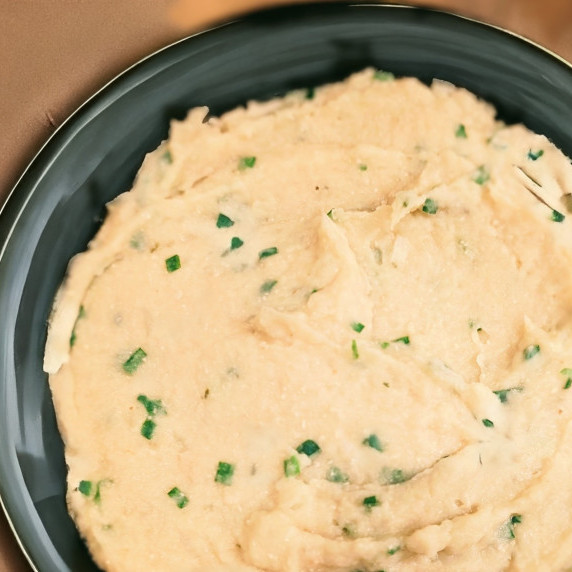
left=1, top=3, right=571, bottom=571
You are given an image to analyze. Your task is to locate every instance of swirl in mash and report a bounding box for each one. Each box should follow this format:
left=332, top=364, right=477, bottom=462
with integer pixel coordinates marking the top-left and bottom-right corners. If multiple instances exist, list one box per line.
left=44, top=70, right=572, bottom=572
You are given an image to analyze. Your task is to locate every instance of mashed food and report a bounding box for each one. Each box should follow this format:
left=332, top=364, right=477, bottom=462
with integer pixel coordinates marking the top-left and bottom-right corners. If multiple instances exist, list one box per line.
left=44, top=70, right=572, bottom=571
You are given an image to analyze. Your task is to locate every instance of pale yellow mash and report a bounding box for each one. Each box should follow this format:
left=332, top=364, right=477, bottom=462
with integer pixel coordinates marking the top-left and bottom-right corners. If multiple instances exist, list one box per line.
left=44, top=69, right=572, bottom=572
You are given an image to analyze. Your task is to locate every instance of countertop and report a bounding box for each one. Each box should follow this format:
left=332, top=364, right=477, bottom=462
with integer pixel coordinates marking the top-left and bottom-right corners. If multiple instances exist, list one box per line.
left=1, top=0, right=570, bottom=570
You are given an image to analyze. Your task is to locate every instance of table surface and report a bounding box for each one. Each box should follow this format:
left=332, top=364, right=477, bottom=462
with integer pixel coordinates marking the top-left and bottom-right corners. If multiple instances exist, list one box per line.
left=1, top=0, right=570, bottom=570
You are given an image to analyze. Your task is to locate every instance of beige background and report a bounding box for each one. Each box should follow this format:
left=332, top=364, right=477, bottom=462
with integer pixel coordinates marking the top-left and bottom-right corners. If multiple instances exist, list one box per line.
left=0, top=1, right=570, bottom=570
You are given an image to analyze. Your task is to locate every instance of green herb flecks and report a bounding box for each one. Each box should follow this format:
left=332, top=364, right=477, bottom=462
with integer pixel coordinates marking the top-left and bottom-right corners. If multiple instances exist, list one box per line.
left=382, top=467, right=412, bottom=485
left=362, top=495, right=380, bottom=511
left=296, top=439, right=321, bottom=457
left=380, top=336, right=410, bottom=349
left=362, top=433, right=384, bottom=452
left=493, top=387, right=523, bottom=403
left=122, top=348, right=147, bottom=375
left=455, top=124, right=467, bottom=139
left=137, top=395, right=166, bottom=416
left=561, top=368, right=572, bottom=389
left=230, top=237, right=244, bottom=251
left=326, top=466, right=349, bottom=483
left=387, top=546, right=401, bottom=556
left=78, top=480, right=92, bottom=496
left=260, top=279, right=277, bottom=294
left=351, top=339, right=359, bottom=360
left=351, top=322, right=365, bottom=333
left=523, top=344, right=540, bottom=360
left=359, top=164, right=368, bottom=171
left=78, top=479, right=109, bottom=504
left=167, top=486, right=189, bottom=509
left=215, top=461, right=235, bottom=486
left=238, top=156, right=256, bottom=170
left=500, top=514, right=522, bottom=540
left=374, top=70, right=395, bottom=81
left=283, top=456, right=301, bottom=477
left=482, top=418, right=495, bottom=428
left=527, top=149, right=544, bottom=161
left=165, top=254, right=181, bottom=273
left=216, top=213, right=234, bottom=228
left=473, top=165, right=490, bottom=185
left=161, top=149, right=173, bottom=164
left=70, top=305, right=86, bottom=347
left=259, top=246, right=278, bottom=259
left=140, top=418, right=156, bottom=440
left=551, top=209, right=566, bottom=223
left=306, top=87, right=315, bottom=100
left=422, top=198, right=438, bottom=214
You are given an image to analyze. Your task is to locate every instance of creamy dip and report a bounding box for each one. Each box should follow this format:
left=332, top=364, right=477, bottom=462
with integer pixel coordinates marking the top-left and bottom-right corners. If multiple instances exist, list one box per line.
left=44, top=69, right=572, bottom=572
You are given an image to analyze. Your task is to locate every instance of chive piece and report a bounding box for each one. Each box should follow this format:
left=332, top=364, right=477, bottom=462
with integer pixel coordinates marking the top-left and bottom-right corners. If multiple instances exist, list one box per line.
left=216, top=213, right=234, bottom=228
left=215, top=461, right=235, bottom=485
left=382, top=468, right=411, bottom=485
left=473, top=165, right=490, bottom=185
left=561, top=368, right=572, bottom=389
left=122, top=348, right=147, bottom=375
left=455, top=124, right=467, bottom=138
left=259, top=246, right=278, bottom=259
left=374, top=70, right=395, bottom=81
left=140, top=418, right=156, bottom=440
left=167, top=487, right=189, bottom=509
left=161, top=149, right=173, bottom=164
left=78, top=480, right=92, bottom=496
left=296, top=440, right=321, bottom=457
left=283, top=456, right=300, bottom=478
left=493, top=387, right=523, bottom=403
left=362, top=433, right=383, bottom=452
left=380, top=341, right=390, bottom=349
left=230, top=237, right=244, bottom=251
left=238, top=156, right=256, bottom=170
left=527, top=149, right=544, bottom=161
left=387, top=546, right=401, bottom=556
left=422, top=198, right=438, bottom=214
left=326, top=209, right=334, bottom=220
left=260, top=279, right=277, bottom=294
left=137, top=395, right=165, bottom=416
left=551, top=210, right=565, bottom=223
left=165, top=254, right=181, bottom=273
left=326, top=466, right=349, bottom=483
left=482, top=418, right=494, bottom=428
left=351, top=322, right=365, bottom=333
left=359, top=164, right=368, bottom=171
left=523, top=344, right=540, bottom=360
left=363, top=495, right=380, bottom=510
left=502, top=514, right=522, bottom=539
left=70, top=305, right=86, bottom=348
left=393, top=336, right=410, bottom=345
left=306, top=87, right=315, bottom=100
left=565, top=379, right=572, bottom=390
left=351, top=339, right=359, bottom=359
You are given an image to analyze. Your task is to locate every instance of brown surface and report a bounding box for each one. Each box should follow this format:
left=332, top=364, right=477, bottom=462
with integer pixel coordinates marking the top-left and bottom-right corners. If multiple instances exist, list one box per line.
left=0, top=1, right=570, bottom=570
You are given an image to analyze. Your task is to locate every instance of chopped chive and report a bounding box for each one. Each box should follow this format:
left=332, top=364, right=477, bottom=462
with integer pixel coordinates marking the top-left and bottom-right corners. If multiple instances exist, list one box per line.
left=230, top=236, right=244, bottom=251
left=523, top=344, right=540, bottom=360
left=473, top=165, right=490, bottom=185
left=362, top=433, right=383, bottom=452
left=161, top=149, right=173, bottom=164
left=259, top=246, right=278, bottom=259
left=493, top=387, right=523, bottom=403
left=283, top=456, right=300, bottom=477
left=216, top=213, right=234, bottom=228
left=165, top=254, right=181, bottom=273
left=565, top=379, right=572, bottom=390
left=140, top=418, right=156, bottom=440
left=455, top=124, right=467, bottom=138
left=215, top=461, right=235, bottom=485
left=122, top=348, right=147, bottom=375
left=137, top=395, right=166, bottom=416
left=380, top=341, right=390, bottom=349
left=387, top=546, right=401, bottom=556
left=351, top=339, right=359, bottom=359
left=238, top=156, right=256, bottom=170
left=359, top=164, right=368, bottom=171
left=362, top=495, right=380, bottom=510
left=70, top=305, right=86, bottom=348
left=296, top=439, right=321, bottom=457
left=351, top=322, right=365, bottom=333
left=482, top=418, right=494, bottom=428
left=551, top=210, right=565, bottom=223
left=326, top=209, right=335, bottom=220
left=382, top=467, right=411, bottom=485
left=393, top=336, right=410, bottom=345
left=306, top=87, right=315, bottom=100
left=167, top=487, right=189, bottom=509
left=527, top=149, right=544, bottom=161
left=78, top=480, right=92, bottom=496
left=501, top=514, right=522, bottom=539
left=260, top=279, right=277, bottom=294
left=326, top=466, right=349, bottom=483
left=561, top=368, right=572, bottom=389
left=374, top=70, right=395, bottom=81
left=422, top=198, right=438, bottom=214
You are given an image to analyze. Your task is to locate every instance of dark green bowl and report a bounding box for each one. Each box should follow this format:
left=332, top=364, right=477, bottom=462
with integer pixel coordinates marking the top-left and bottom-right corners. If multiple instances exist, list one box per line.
left=0, top=3, right=571, bottom=570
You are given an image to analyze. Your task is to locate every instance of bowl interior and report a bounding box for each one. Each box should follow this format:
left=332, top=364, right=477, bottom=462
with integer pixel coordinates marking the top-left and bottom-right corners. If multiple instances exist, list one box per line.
left=0, top=4, right=571, bottom=571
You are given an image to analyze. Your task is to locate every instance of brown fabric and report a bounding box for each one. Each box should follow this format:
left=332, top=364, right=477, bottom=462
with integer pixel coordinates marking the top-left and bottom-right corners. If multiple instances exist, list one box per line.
left=0, top=1, right=570, bottom=570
